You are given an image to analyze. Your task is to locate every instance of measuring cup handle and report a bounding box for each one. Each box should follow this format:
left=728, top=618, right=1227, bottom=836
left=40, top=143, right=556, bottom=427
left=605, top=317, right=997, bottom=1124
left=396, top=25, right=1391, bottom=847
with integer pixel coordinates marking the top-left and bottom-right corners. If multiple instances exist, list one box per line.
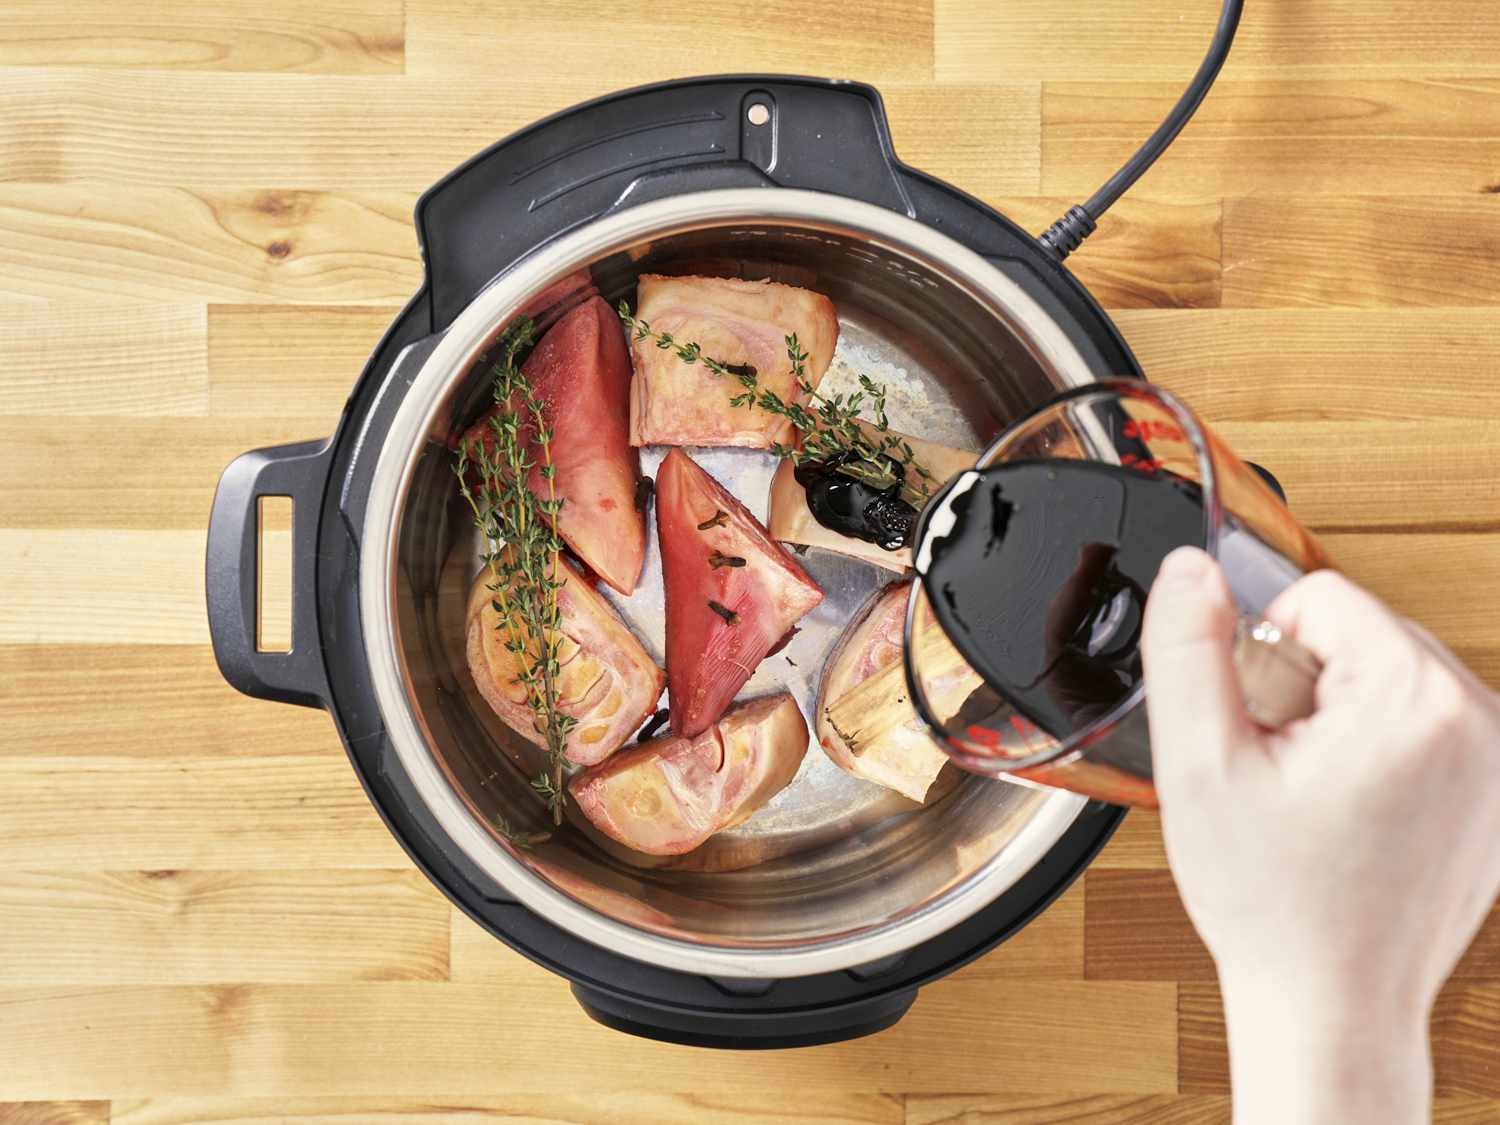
left=1232, top=617, right=1321, bottom=727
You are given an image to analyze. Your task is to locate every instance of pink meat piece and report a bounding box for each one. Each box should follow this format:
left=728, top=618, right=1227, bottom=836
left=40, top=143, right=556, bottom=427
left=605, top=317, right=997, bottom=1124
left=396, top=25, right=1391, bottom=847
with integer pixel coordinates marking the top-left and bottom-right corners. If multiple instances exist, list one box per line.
left=655, top=448, right=824, bottom=737
left=628, top=274, right=839, bottom=448
left=570, top=693, right=808, bottom=855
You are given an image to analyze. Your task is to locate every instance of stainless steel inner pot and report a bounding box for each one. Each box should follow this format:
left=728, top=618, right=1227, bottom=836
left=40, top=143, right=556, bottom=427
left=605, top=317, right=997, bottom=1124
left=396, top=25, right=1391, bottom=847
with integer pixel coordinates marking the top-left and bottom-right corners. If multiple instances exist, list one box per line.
left=360, top=190, right=1101, bottom=977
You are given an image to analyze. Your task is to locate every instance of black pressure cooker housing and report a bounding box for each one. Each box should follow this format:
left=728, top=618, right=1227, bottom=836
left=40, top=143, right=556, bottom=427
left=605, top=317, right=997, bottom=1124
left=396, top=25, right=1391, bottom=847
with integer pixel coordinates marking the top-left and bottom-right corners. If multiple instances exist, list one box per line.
left=207, top=76, right=1135, bottom=1048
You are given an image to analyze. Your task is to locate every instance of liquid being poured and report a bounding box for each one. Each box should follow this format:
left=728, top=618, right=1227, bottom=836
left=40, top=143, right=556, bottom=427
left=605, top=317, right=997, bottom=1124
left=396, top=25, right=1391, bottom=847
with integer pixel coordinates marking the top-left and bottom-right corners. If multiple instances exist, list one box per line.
left=921, top=459, right=1206, bottom=742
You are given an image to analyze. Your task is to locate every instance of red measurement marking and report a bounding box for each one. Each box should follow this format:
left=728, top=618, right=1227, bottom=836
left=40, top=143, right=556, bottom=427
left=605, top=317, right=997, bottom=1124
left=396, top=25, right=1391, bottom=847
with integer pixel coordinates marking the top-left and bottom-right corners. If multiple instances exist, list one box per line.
left=1120, top=453, right=1165, bottom=473
left=965, top=724, right=1002, bottom=748
left=1008, top=714, right=1038, bottom=737
left=1123, top=419, right=1186, bottom=443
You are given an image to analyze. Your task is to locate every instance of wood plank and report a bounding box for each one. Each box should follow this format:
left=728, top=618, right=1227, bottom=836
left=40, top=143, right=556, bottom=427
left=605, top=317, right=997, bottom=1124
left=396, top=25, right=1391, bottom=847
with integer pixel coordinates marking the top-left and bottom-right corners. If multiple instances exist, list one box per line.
left=0, top=1104, right=108, bottom=1125
left=881, top=84, right=1040, bottom=199
left=0, top=416, right=331, bottom=530
left=1434, top=1097, right=1500, bottom=1123
left=1043, top=80, right=1500, bottom=199
left=0, top=71, right=1030, bottom=193
left=1117, top=308, right=1500, bottom=423
left=905, top=1094, right=1229, bottom=1124
left=1085, top=870, right=1211, bottom=983
left=0, top=979, right=1175, bottom=1099
left=406, top=0, right=933, bottom=80
left=1089, top=870, right=1500, bottom=985
left=991, top=198, right=1221, bottom=309
left=1175, top=980, right=1230, bottom=1095
left=114, top=1093, right=901, bottom=1124
left=0, top=186, right=418, bottom=304
left=0, top=869, right=447, bottom=985
left=207, top=305, right=390, bottom=418
left=1181, top=981, right=1500, bottom=1097
left=1321, top=534, right=1500, bottom=658
left=1221, top=196, right=1500, bottom=309
left=0, top=69, right=538, bottom=189
left=936, top=1, right=1500, bottom=81
left=0, top=755, right=406, bottom=869
left=1092, top=811, right=1168, bottom=871
left=907, top=1097, right=1500, bottom=1125
left=0, top=646, right=336, bottom=760
left=0, top=529, right=216, bottom=644
left=0, top=0, right=401, bottom=73
left=0, top=304, right=207, bottom=416
left=451, top=882, right=1085, bottom=985
left=1433, top=986, right=1500, bottom=1097
left=1214, top=421, right=1500, bottom=532
left=0, top=529, right=299, bottom=646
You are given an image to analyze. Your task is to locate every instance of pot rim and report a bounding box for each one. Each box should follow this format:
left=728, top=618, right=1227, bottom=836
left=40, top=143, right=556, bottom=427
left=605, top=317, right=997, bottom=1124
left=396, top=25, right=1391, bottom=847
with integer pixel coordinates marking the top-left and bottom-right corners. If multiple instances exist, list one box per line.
left=360, top=188, right=1097, bottom=978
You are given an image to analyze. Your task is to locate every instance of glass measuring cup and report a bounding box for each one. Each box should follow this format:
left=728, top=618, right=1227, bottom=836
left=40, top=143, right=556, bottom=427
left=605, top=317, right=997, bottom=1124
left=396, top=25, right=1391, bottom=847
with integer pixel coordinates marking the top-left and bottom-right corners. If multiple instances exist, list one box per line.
left=898, top=379, right=1331, bottom=807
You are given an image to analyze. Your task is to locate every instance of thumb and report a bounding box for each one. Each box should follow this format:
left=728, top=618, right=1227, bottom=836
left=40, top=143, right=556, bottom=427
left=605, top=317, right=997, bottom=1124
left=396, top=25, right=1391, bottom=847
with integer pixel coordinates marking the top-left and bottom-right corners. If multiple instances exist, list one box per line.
left=1142, top=547, right=1257, bottom=774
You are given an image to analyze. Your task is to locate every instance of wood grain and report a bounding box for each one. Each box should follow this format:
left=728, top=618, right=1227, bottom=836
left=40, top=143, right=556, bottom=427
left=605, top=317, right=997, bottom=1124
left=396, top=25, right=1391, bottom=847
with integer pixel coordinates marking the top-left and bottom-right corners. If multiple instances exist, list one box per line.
left=1180, top=981, right=1500, bottom=1097
left=0, top=869, right=448, bottom=985
left=0, top=186, right=418, bottom=304
left=6, top=1, right=1500, bottom=1118
left=905, top=1094, right=1229, bottom=1124
left=0, top=416, right=330, bottom=529
left=0, top=1105, right=108, bottom=1125
left=1221, top=196, right=1500, bottom=309
left=452, top=883, right=1086, bottom=984
left=1091, top=811, right=1169, bottom=871
left=1089, top=870, right=1500, bottom=985
left=1085, top=871, right=1212, bottom=983
left=936, top=1, right=1500, bottom=80
left=406, top=0, right=934, bottom=81
left=0, top=0, right=402, bottom=73
left=1214, top=421, right=1500, bottom=532
left=0, top=981, right=1175, bottom=1100
left=1, top=529, right=215, bottom=644
left=1117, top=308, right=1500, bottom=422
left=1321, top=534, right=1500, bottom=659
left=1, top=646, right=334, bottom=760
left=0, top=755, right=405, bottom=870
left=1043, top=80, right=1500, bottom=199
left=991, top=198, right=1221, bottom=309
left=882, top=84, right=1040, bottom=199
left=111, top=1094, right=902, bottom=1124
left=0, top=70, right=553, bottom=189
left=208, top=305, right=391, bottom=418
left=0, top=304, right=207, bottom=415
left=0, top=72, right=1033, bottom=194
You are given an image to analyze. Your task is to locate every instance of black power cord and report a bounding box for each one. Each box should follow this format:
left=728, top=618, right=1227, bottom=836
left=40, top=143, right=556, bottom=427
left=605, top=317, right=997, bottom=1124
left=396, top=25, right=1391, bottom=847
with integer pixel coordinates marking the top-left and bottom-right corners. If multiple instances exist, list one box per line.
left=1039, top=0, right=1245, bottom=261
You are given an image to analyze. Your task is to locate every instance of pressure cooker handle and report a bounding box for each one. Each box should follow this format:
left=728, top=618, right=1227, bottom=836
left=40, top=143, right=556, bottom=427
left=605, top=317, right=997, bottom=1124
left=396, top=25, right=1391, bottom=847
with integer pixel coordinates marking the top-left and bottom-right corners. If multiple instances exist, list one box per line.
left=206, top=439, right=333, bottom=709
left=569, top=982, right=917, bottom=1049
left=415, top=76, right=915, bottom=332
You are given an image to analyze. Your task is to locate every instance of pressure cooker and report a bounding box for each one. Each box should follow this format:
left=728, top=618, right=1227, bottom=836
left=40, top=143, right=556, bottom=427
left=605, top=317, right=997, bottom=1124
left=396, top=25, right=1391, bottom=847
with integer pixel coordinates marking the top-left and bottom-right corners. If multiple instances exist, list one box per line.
left=207, top=72, right=1213, bottom=1047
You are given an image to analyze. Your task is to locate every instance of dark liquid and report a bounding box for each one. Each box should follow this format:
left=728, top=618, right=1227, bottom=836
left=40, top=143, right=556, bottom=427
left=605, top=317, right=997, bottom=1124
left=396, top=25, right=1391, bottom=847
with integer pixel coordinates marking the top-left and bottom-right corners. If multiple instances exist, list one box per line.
left=795, top=454, right=918, bottom=552
left=922, top=459, right=1205, bottom=742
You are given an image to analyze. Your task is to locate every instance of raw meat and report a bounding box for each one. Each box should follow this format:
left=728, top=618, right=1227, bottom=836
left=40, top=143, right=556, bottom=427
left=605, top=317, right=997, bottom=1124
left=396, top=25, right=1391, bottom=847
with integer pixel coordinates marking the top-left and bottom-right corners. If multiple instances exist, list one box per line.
left=571, top=693, right=808, bottom=855
left=460, top=296, right=645, bottom=595
left=465, top=559, right=663, bottom=767
left=816, top=582, right=950, bottom=803
left=656, top=448, right=824, bottom=737
left=629, top=274, right=838, bottom=448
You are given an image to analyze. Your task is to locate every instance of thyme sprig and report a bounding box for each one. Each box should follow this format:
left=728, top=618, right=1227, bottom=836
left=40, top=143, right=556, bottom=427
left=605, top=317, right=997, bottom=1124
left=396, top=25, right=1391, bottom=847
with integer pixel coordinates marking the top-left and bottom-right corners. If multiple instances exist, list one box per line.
left=491, top=815, right=550, bottom=850
left=618, top=301, right=934, bottom=505
left=454, top=319, right=575, bottom=826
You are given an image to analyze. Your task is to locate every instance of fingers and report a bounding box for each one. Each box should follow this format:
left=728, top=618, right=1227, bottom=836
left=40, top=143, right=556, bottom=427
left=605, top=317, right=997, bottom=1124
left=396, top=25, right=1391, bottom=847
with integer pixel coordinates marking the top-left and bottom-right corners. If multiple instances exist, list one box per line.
left=1262, top=569, right=1411, bottom=668
left=1142, top=547, right=1259, bottom=771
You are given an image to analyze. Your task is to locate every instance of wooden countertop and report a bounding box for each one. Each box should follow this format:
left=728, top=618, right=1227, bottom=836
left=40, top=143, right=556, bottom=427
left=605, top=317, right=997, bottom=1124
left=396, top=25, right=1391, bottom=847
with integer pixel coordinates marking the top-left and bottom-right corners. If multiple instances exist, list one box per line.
left=4, top=1, right=1500, bottom=1121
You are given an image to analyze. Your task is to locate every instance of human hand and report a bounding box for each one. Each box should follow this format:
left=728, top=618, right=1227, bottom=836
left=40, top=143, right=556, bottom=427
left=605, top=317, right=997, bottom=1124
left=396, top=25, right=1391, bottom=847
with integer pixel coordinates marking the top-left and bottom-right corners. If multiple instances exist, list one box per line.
left=1141, top=548, right=1500, bottom=1124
